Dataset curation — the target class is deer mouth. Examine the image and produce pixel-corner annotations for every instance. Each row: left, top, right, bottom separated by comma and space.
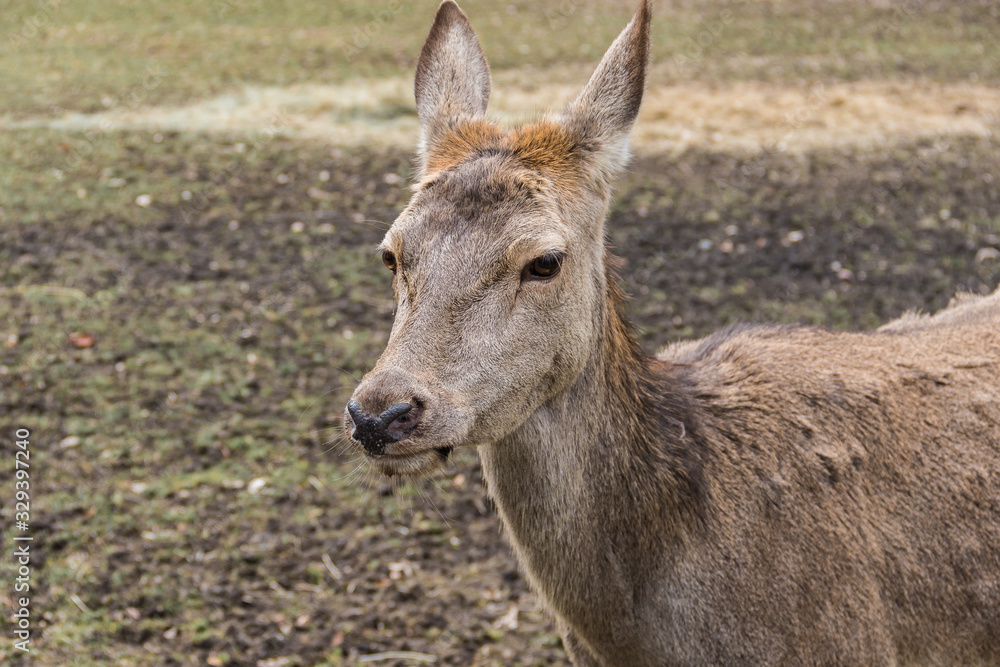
362, 444, 453, 477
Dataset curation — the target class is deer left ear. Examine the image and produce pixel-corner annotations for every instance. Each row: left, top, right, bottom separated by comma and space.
414, 1, 492, 162
562, 0, 650, 183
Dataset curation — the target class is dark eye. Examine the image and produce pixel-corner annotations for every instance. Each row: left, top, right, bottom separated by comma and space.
382, 250, 397, 272
525, 252, 564, 281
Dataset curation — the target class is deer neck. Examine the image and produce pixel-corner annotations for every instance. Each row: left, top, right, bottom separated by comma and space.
478, 270, 700, 622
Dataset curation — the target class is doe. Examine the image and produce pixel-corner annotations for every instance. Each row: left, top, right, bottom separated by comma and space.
345, 1, 1000, 664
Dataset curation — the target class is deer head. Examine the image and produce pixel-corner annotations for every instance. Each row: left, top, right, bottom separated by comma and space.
346, 0, 650, 476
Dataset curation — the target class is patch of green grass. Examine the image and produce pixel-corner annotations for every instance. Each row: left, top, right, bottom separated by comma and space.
3, 0, 998, 118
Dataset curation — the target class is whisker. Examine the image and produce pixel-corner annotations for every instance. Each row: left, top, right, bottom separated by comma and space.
353, 218, 393, 232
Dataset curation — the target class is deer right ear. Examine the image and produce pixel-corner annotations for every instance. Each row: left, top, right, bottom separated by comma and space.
414, 0, 492, 163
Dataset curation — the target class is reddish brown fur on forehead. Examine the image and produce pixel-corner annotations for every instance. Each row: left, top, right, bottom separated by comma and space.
511, 121, 585, 180
422, 120, 504, 177
422, 119, 585, 186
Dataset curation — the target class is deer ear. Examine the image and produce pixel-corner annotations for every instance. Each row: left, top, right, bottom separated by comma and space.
414, 1, 491, 159
562, 0, 650, 182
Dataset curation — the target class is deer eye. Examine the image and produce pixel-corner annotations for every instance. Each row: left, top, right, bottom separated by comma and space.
382, 250, 397, 272
524, 252, 564, 281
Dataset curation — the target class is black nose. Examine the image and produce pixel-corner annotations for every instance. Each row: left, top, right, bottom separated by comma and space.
347, 400, 424, 455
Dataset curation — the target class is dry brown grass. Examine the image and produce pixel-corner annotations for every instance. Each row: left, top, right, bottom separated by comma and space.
9, 75, 998, 155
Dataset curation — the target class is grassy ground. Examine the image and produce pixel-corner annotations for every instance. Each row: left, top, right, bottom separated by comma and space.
3, 0, 999, 118
1, 0, 999, 665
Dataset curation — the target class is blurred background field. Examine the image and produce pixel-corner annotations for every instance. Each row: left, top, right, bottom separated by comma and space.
1, 1, 998, 665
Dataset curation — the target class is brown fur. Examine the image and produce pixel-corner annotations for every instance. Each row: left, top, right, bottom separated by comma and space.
347, 1, 1000, 664
421, 119, 589, 191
